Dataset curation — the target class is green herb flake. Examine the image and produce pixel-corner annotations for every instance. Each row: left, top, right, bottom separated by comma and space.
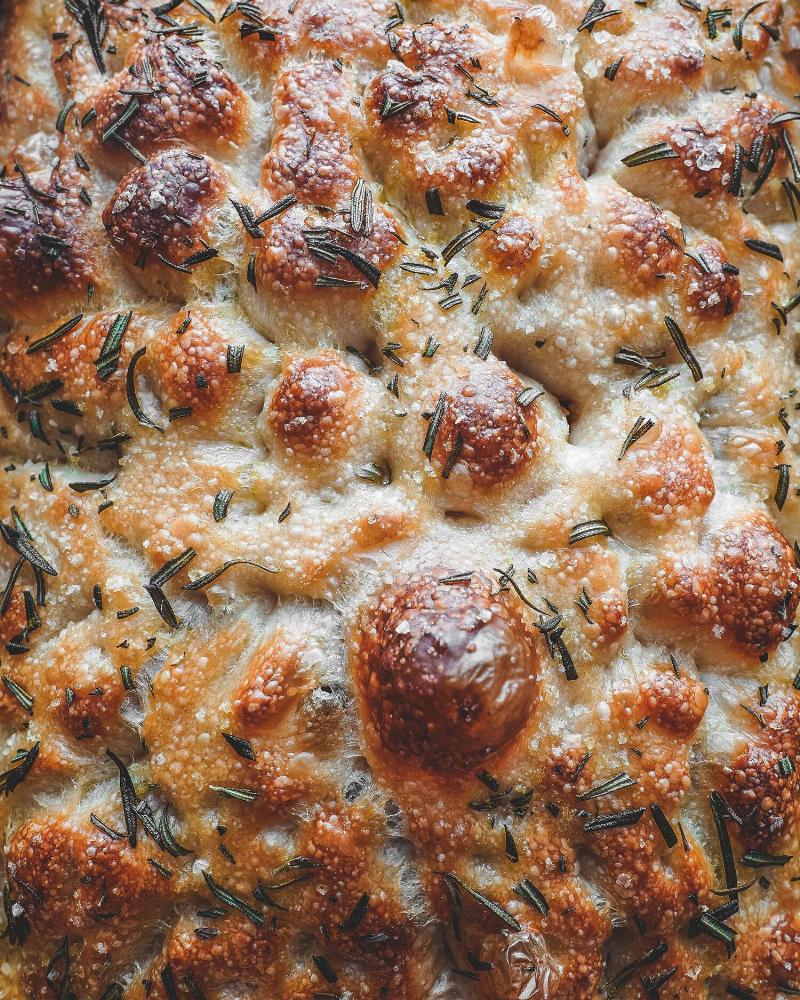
201, 870, 264, 926
185, 559, 277, 591
209, 784, 258, 804
618, 415, 656, 460
126, 347, 163, 432
439, 872, 520, 932
512, 878, 549, 916
568, 520, 610, 545
743, 238, 783, 262
213, 489, 234, 522
584, 807, 645, 832
425, 187, 444, 216
775, 463, 791, 510
222, 731, 256, 761
27, 313, 84, 355
621, 142, 678, 168
650, 802, 679, 848
577, 772, 635, 800
664, 315, 703, 382
95, 311, 132, 381
0, 741, 39, 795
106, 748, 138, 847
423, 392, 447, 458
740, 849, 792, 867
227, 345, 245, 373
339, 892, 369, 932
1, 675, 33, 714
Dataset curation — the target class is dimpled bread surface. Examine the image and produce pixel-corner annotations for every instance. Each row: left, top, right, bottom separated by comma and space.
0, 1, 799, 998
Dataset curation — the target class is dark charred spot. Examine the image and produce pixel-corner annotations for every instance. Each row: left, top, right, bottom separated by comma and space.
0, 162, 93, 320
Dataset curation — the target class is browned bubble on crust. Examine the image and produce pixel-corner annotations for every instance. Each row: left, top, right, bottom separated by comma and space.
638, 669, 709, 738
248, 201, 400, 297
102, 148, 227, 274
586, 819, 710, 931
92, 35, 248, 162
262, 60, 359, 208
363, 21, 518, 198
147, 308, 229, 415
0, 160, 94, 320
268, 352, 361, 458
3, 311, 139, 409
660, 514, 799, 650
721, 692, 800, 847
474, 213, 542, 280
161, 914, 273, 986
620, 421, 715, 524
354, 569, 538, 770
604, 187, 684, 288
660, 97, 789, 198
222, 0, 392, 73
726, 911, 800, 997
6, 814, 171, 937
430, 366, 539, 490
680, 240, 741, 322
234, 629, 302, 727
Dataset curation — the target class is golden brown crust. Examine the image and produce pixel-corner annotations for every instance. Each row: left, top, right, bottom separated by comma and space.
268, 351, 361, 458
721, 692, 800, 848
0, 2, 799, 998
659, 513, 800, 652
429, 366, 538, 489
90, 35, 248, 164
354, 569, 539, 770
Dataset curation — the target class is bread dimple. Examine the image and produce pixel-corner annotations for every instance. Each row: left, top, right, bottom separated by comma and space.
0, 1, 799, 998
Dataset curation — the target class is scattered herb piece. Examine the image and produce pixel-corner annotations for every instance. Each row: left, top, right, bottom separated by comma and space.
569, 520, 610, 545
222, 731, 256, 761
184, 560, 277, 591
512, 878, 549, 916
622, 142, 678, 168
618, 416, 656, 460
201, 870, 264, 926
584, 807, 646, 832
664, 315, 703, 382
105, 749, 138, 847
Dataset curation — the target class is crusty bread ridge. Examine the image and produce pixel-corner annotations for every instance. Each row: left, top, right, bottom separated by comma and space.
0, 1, 799, 997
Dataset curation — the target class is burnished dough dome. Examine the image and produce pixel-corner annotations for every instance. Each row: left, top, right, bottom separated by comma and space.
355, 570, 538, 770
430, 367, 538, 489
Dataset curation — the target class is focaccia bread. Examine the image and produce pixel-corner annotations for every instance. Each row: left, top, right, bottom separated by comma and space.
0, 0, 799, 997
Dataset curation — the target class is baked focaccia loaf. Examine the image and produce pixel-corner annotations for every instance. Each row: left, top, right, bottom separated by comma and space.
0, 0, 799, 996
